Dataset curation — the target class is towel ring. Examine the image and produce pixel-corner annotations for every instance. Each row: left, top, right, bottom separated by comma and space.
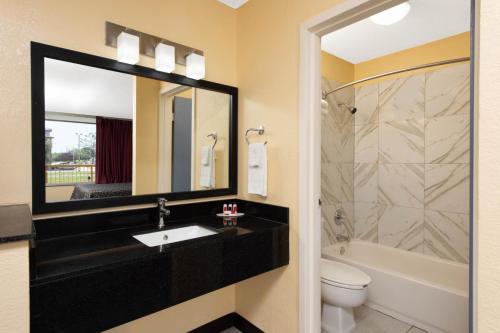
245, 125, 267, 145
207, 133, 217, 149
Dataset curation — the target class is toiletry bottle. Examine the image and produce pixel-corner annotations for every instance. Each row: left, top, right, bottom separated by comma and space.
232, 203, 237, 214
223, 204, 228, 215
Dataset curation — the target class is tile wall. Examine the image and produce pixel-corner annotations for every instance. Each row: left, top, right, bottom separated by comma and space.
321, 63, 470, 264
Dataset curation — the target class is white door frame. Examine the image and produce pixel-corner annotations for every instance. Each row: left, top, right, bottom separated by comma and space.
298, 1, 427, 332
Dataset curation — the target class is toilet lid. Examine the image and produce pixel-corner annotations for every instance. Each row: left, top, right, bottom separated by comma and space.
321, 258, 371, 287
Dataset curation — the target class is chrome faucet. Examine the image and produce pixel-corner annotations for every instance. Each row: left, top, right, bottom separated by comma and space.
158, 198, 170, 229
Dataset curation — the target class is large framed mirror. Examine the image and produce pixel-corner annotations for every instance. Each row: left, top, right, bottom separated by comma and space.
31, 42, 237, 214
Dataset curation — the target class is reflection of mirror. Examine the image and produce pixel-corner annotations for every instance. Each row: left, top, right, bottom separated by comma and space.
32, 43, 237, 213
43, 59, 230, 203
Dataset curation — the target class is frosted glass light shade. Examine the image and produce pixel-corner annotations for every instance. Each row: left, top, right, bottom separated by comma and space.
186, 53, 205, 80
117, 31, 139, 65
370, 2, 410, 26
155, 43, 175, 73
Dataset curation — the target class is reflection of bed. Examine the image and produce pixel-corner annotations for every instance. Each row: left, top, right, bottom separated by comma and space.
70, 183, 132, 200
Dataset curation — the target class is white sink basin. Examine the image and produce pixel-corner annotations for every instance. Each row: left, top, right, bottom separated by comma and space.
133, 225, 217, 247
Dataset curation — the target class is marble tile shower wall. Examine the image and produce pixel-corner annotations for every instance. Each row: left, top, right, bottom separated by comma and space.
321, 63, 470, 264
321, 78, 355, 248
354, 63, 470, 263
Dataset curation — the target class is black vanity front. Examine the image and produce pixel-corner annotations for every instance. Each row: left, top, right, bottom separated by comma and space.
30, 200, 289, 332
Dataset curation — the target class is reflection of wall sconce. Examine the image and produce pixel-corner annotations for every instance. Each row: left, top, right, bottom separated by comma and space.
106, 22, 205, 79
117, 31, 139, 65
155, 43, 175, 73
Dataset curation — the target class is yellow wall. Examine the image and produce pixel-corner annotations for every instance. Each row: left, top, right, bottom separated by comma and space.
321, 51, 354, 83
235, 0, 350, 332
478, 1, 500, 332
134, 76, 160, 195
194, 89, 230, 190
354, 32, 470, 81
0, 0, 237, 332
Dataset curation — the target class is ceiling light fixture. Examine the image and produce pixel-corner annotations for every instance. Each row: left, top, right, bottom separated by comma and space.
186, 53, 205, 80
116, 31, 140, 65
155, 43, 176, 73
370, 2, 411, 26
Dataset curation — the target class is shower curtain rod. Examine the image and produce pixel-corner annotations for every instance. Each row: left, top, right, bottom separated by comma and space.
323, 56, 470, 98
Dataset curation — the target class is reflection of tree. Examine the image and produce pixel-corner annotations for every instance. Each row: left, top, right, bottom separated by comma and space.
51, 132, 96, 164
45, 129, 53, 164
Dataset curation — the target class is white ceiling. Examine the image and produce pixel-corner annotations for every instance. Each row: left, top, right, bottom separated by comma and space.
217, 0, 248, 9
321, 0, 470, 64
44, 58, 134, 119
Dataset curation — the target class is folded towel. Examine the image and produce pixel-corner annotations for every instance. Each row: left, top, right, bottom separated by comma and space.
200, 146, 215, 188
248, 142, 264, 167
248, 143, 267, 197
201, 146, 211, 166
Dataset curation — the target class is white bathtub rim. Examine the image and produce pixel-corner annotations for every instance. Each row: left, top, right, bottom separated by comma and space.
322, 242, 469, 298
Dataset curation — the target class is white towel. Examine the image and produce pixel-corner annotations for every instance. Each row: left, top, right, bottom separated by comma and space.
248, 143, 267, 197
201, 146, 211, 166
248, 142, 263, 167
200, 146, 215, 188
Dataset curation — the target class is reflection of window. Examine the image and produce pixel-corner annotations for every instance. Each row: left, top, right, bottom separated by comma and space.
45, 120, 96, 184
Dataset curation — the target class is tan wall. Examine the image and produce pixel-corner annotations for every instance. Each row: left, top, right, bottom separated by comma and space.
478, 1, 500, 332
45, 185, 75, 202
235, 1, 349, 332
194, 89, 230, 190
321, 51, 354, 83
0, 0, 237, 332
134, 76, 161, 195
354, 32, 471, 82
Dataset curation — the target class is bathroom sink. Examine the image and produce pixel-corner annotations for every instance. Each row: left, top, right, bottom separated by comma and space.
133, 225, 217, 247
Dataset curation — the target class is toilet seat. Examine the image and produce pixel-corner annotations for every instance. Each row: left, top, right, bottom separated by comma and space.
321, 258, 371, 290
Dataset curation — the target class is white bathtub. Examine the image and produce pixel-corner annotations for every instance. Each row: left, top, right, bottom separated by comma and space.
322, 241, 468, 333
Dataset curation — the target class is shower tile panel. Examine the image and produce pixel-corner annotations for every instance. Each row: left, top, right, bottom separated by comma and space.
379, 163, 424, 209
354, 202, 378, 242
321, 205, 337, 248
321, 163, 341, 205
379, 74, 425, 122
354, 163, 378, 203
340, 163, 354, 202
379, 119, 424, 164
425, 114, 470, 164
355, 123, 378, 163
425, 63, 470, 118
378, 205, 424, 253
424, 210, 469, 263
424, 164, 469, 214
355, 84, 378, 125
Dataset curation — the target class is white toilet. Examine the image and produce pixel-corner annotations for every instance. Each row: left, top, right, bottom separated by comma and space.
321, 258, 372, 333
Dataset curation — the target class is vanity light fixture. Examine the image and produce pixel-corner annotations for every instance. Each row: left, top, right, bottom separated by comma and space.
155, 43, 176, 73
370, 2, 411, 26
116, 31, 140, 64
186, 53, 205, 80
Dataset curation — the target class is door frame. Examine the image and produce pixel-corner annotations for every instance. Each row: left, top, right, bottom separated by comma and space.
297, 1, 477, 332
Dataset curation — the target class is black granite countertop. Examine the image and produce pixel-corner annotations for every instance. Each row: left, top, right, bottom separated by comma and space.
0, 204, 35, 243
30, 200, 289, 332
32, 215, 286, 285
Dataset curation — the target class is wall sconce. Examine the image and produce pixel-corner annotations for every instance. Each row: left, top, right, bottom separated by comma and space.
186, 53, 205, 80
155, 43, 175, 73
116, 31, 140, 65
106, 22, 204, 78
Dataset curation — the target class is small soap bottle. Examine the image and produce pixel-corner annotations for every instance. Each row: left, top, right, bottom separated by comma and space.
223, 204, 228, 215
232, 203, 238, 214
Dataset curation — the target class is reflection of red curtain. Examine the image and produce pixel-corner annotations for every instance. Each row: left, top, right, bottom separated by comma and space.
95, 117, 132, 184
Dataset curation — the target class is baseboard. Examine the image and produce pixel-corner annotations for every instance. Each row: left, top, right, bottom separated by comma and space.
189, 312, 264, 333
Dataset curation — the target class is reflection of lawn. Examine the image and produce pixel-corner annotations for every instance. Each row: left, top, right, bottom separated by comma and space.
47, 170, 94, 184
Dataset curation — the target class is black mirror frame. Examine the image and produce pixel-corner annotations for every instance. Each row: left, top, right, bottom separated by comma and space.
31, 42, 238, 214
